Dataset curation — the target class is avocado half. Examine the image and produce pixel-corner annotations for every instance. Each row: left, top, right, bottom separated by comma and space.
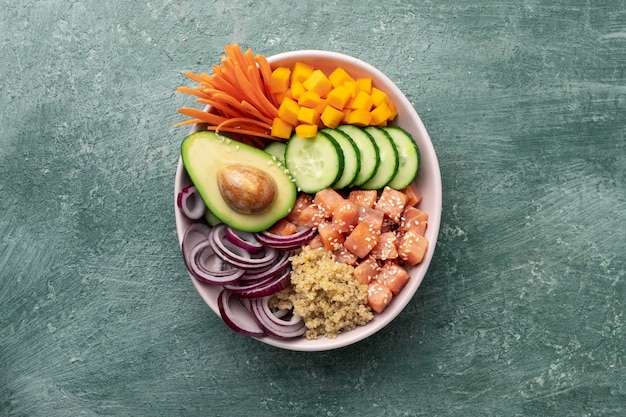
181, 131, 296, 232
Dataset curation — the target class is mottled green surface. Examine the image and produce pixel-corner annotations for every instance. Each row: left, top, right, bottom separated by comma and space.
1, 1, 624, 416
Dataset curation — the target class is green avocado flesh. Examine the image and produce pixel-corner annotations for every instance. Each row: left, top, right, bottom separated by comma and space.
181, 131, 297, 232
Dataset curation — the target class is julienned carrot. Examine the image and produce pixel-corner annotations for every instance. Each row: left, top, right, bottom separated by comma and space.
177, 44, 282, 148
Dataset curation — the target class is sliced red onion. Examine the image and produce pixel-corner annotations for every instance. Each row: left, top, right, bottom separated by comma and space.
250, 296, 306, 339
225, 227, 264, 254
177, 185, 206, 220
182, 224, 243, 285
254, 228, 317, 250
211, 224, 278, 268
223, 267, 291, 299
239, 250, 293, 283
217, 289, 265, 337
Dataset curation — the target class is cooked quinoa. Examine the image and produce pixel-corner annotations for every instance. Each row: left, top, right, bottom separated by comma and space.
270, 246, 373, 339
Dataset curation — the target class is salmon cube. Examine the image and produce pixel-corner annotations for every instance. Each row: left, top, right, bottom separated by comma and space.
367, 281, 393, 313
331, 200, 359, 234
286, 193, 313, 224
297, 204, 327, 228
313, 188, 345, 217
397, 230, 429, 266
344, 222, 379, 258
370, 231, 398, 260
267, 218, 298, 236
348, 189, 378, 208
357, 206, 384, 232
377, 261, 409, 295
307, 234, 324, 249
353, 256, 381, 285
333, 245, 359, 265
399, 206, 428, 236
375, 186, 409, 223
401, 183, 423, 207
317, 221, 345, 251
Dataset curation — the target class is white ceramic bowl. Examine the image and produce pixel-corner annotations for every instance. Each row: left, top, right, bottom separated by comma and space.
174, 50, 442, 351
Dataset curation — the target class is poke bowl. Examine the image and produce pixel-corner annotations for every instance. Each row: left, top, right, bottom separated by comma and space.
174, 48, 442, 351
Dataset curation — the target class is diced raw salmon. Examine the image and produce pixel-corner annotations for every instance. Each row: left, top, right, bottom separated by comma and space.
297, 204, 326, 228
344, 222, 379, 258
353, 256, 381, 285
370, 231, 398, 260
375, 186, 409, 223
397, 230, 429, 266
267, 218, 298, 236
286, 193, 313, 224
348, 189, 378, 208
367, 281, 393, 313
313, 188, 345, 217
331, 200, 359, 234
333, 245, 358, 265
377, 261, 409, 295
306, 234, 324, 249
399, 206, 429, 236
357, 206, 384, 232
317, 221, 345, 251
401, 183, 423, 207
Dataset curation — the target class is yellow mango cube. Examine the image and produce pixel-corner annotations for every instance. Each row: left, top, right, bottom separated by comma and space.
277, 97, 301, 126
303, 69, 333, 97
356, 77, 372, 94
370, 102, 392, 125
298, 91, 322, 108
295, 123, 318, 138
326, 85, 352, 110
347, 90, 373, 111
271, 117, 293, 139
289, 80, 306, 100
370, 87, 389, 107
328, 67, 355, 87
320, 105, 345, 128
298, 106, 320, 125
291, 62, 314, 84
346, 109, 371, 126
270, 67, 291, 93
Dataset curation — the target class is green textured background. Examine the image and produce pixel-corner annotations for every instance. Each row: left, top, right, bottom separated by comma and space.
1, 1, 624, 416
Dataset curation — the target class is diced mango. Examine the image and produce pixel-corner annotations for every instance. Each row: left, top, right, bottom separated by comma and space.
270, 67, 291, 93
290, 80, 306, 100
295, 123, 318, 138
343, 81, 359, 98
328, 67, 355, 87
326, 85, 352, 110
277, 97, 300, 126
370, 102, 392, 125
347, 90, 373, 111
297, 106, 320, 125
271, 117, 293, 139
303, 69, 333, 97
320, 105, 345, 129
345, 108, 371, 126
298, 91, 322, 108
291, 62, 314, 84
370, 87, 388, 107
356, 77, 372, 94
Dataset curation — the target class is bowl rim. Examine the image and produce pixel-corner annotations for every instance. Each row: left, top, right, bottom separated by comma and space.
174, 49, 442, 351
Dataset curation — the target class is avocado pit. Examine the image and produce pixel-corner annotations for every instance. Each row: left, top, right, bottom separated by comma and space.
217, 164, 277, 214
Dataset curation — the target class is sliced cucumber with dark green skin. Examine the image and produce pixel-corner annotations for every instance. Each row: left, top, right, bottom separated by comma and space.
336, 124, 379, 186
320, 128, 360, 190
263, 141, 287, 165
383, 127, 420, 190
285, 132, 344, 194
361, 127, 399, 190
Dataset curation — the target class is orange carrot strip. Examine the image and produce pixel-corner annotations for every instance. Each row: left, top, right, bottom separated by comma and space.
205, 125, 275, 140
185, 71, 212, 88
255, 54, 279, 107
177, 86, 210, 99
246, 64, 278, 118
178, 107, 227, 125
241, 100, 274, 125
195, 98, 243, 120
174, 118, 204, 127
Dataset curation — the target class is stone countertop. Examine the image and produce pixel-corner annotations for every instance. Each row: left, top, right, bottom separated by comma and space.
1, 1, 624, 416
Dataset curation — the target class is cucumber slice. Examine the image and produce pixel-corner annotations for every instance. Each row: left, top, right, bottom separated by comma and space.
336, 125, 379, 186
320, 128, 360, 189
384, 127, 420, 190
263, 141, 287, 165
285, 133, 344, 194
361, 127, 399, 190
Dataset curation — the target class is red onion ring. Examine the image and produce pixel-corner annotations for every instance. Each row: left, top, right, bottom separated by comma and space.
250, 296, 306, 339
223, 266, 291, 299
211, 224, 278, 268
254, 228, 317, 250
239, 250, 293, 283
177, 185, 206, 220
217, 289, 265, 337
225, 227, 264, 254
